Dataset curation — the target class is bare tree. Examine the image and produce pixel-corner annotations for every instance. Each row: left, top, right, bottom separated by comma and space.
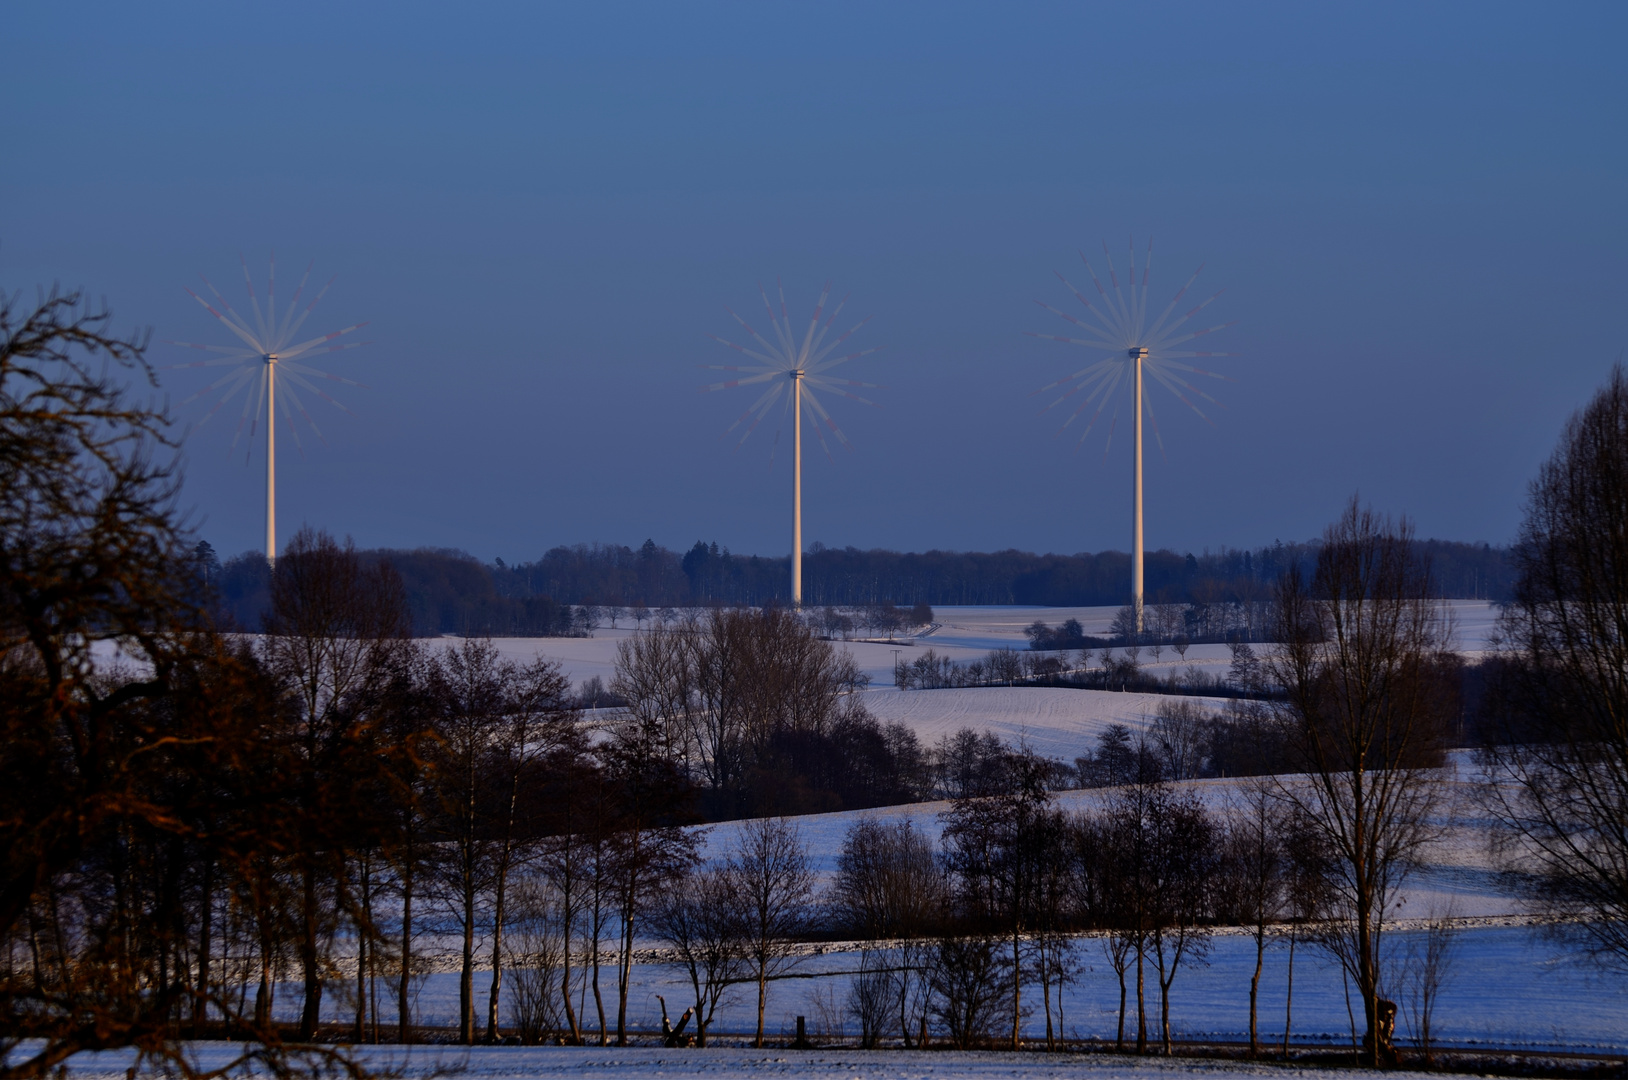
1151, 699, 1209, 781
833, 817, 944, 938
1142, 784, 1217, 1054
599, 705, 701, 1045
1266, 499, 1455, 1067
1218, 782, 1289, 1057
1483, 365, 1628, 970
832, 817, 946, 1046
482, 655, 581, 1041
262, 527, 414, 1040
426, 638, 507, 1044
939, 747, 1065, 1049
535, 755, 609, 1044
648, 862, 749, 1046
727, 817, 817, 1047
611, 616, 703, 781
929, 933, 1008, 1049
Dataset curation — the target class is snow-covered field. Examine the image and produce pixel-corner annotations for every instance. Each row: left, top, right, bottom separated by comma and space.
693, 760, 1516, 920
268, 921, 1623, 1055
46, 1044, 1509, 1080
862, 687, 1228, 762
464, 601, 1503, 766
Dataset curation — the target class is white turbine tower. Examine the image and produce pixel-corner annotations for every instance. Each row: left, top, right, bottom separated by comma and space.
1025, 238, 1235, 632
167, 255, 370, 565
702, 279, 881, 606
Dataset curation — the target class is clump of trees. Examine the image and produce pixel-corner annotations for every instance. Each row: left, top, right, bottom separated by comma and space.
609, 608, 930, 818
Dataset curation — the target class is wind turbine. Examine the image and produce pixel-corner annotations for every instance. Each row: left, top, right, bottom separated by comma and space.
166, 254, 370, 565
1025, 238, 1235, 632
702, 279, 881, 606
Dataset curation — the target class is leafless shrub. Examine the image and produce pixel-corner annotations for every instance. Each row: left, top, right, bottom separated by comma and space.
1396, 903, 1461, 1063
846, 951, 894, 1048
506, 877, 572, 1044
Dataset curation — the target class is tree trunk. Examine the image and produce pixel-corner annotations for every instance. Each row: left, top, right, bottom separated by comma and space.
755, 965, 767, 1048
353, 927, 367, 1042
1249, 925, 1264, 1057
1042, 944, 1054, 1051
561, 870, 581, 1044
398, 846, 414, 1044
486, 854, 511, 1042
354, 857, 371, 1043
192, 857, 214, 1038
899, 970, 914, 1048
591, 919, 607, 1045
1160, 976, 1172, 1054
1357, 871, 1380, 1068
1135, 944, 1146, 1054
299, 865, 322, 1040
460, 879, 476, 1044
1011, 928, 1021, 1049
616, 888, 636, 1046
1116, 962, 1126, 1051
1282, 928, 1296, 1058
255, 912, 274, 1031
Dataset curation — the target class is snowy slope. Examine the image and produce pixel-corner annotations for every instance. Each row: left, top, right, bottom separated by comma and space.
861, 686, 1223, 761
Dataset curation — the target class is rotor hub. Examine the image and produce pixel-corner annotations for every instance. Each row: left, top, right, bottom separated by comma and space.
1128, 347, 1149, 360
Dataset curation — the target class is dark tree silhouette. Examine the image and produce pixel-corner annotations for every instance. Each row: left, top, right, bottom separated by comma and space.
1485, 365, 1628, 970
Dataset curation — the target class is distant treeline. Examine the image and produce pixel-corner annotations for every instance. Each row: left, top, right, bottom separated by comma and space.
205, 536, 1514, 637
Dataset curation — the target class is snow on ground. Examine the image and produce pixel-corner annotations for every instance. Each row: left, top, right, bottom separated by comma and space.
464, 599, 1500, 702
862, 686, 1223, 764
690, 756, 1520, 921
48, 1044, 1498, 1080
252, 922, 1625, 1055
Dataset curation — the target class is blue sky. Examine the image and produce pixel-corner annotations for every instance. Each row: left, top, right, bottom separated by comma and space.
5, 2, 1624, 562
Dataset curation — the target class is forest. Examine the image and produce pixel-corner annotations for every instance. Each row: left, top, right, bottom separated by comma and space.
203, 536, 1514, 637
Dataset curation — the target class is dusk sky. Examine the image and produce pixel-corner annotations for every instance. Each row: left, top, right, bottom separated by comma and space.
6, 2, 1625, 564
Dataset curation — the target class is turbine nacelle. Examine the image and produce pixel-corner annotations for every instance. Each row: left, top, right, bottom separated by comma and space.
1128, 346, 1150, 360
